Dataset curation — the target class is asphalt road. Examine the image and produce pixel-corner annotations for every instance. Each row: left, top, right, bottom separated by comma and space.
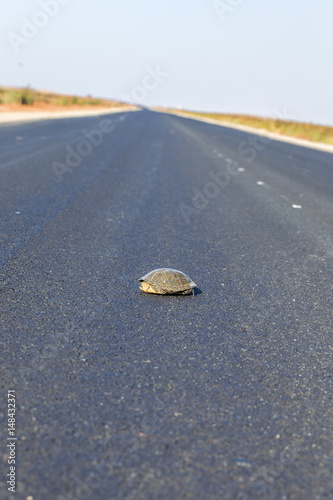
1, 109, 333, 500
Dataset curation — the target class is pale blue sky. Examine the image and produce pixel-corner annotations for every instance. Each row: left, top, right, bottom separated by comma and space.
1, 0, 333, 124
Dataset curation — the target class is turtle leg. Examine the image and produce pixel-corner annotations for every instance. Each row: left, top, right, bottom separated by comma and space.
140, 282, 166, 294
140, 282, 155, 293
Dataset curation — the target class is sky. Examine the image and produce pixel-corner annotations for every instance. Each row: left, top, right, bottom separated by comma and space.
1, 0, 333, 125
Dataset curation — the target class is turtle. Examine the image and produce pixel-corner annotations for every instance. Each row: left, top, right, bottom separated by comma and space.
139, 268, 197, 295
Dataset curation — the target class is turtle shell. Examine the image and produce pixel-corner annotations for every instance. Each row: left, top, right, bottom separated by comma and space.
139, 268, 196, 294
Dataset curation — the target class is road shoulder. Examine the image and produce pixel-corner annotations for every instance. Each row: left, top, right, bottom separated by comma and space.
0, 106, 139, 125
159, 109, 333, 154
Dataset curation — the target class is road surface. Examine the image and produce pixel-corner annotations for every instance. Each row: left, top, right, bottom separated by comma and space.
1, 110, 333, 500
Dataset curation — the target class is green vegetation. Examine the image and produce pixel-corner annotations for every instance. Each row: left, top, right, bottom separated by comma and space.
0, 86, 121, 108
170, 110, 333, 146
0, 86, 35, 105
